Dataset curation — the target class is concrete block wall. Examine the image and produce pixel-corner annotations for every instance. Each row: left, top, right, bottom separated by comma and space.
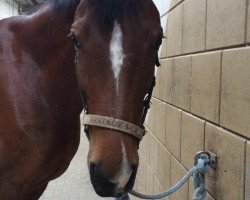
0, 0, 18, 19
133, 0, 250, 200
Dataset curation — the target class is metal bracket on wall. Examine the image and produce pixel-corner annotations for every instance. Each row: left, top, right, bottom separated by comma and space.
208, 151, 218, 170
115, 151, 219, 200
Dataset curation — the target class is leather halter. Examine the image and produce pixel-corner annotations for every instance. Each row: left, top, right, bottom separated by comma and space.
74, 54, 158, 141
79, 77, 155, 141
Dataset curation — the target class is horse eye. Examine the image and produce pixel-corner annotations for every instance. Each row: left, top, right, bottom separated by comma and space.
68, 32, 82, 49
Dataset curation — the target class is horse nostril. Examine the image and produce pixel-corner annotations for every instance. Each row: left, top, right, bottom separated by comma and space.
89, 162, 100, 175
90, 162, 95, 172
130, 163, 138, 177
123, 164, 138, 192
131, 164, 138, 172
89, 161, 117, 197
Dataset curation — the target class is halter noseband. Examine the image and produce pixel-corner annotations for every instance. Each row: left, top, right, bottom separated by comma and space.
82, 114, 145, 140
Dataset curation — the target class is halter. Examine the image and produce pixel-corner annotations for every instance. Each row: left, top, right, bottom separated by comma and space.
74, 52, 158, 141
79, 77, 155, 141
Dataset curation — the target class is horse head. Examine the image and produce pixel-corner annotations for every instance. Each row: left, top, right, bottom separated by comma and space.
70, 0, 162, 197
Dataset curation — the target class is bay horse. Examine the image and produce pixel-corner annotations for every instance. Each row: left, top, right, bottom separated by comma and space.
0, 0, 162, 199
71, 0, 162, 197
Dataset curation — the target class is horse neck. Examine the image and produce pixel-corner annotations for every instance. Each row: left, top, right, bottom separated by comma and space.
15, 3, 83, 115
19, 4, 78, 64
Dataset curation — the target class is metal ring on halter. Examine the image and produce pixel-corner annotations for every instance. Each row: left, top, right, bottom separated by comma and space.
82, 114, 146, 140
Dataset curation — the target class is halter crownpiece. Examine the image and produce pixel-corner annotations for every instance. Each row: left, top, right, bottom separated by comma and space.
82, 114, 145, 140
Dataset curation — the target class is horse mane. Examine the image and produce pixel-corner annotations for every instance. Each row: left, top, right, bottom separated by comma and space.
86, 0, 141, 27
51, 0, 80, 12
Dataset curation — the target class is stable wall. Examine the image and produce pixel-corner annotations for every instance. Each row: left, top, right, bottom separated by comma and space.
133, 0, 250, 200
0, 0, 18, 19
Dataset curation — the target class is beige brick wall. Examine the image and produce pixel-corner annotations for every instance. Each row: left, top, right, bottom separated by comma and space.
134, 0, 250, 200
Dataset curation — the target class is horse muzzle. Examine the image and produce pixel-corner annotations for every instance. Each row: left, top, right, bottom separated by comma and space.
89, 162, 137, 197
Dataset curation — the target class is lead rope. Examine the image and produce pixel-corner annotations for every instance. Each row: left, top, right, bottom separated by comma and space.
115, 151, 213, 200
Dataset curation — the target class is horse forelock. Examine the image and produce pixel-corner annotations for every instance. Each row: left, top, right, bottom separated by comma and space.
86, 0, 141, 27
